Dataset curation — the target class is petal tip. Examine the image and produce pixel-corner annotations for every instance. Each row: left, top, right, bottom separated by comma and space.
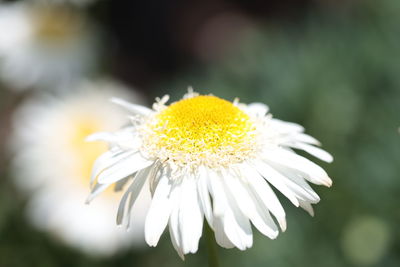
279, 218, 287, 232
85, 196, 93, 204
324, 177, 333, 187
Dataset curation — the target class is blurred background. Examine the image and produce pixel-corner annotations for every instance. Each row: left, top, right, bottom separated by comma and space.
0, 0, 399, 266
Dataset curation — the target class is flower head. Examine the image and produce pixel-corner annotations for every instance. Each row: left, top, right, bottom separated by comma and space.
88, 90, 333, 258
0, 2, 97, 90
10, 80, 149, 256
31, 0, 97, 8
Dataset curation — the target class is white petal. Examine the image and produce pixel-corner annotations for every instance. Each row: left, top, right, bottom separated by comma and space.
262, 148, 332, 187
222, 169, 255, 219
291, 143, 333, 163
270, 119, 304, 132
116, 166, 151, 225
148, 160, 163, 194
111, 97, 153, 116
208, 171, 252, 250
169, 213, 185, 259
197, 166, 213, 228
247, 103, 269, 117
203, 172, 233, 249
224, 168, 278, 239
299, 200, 315, 216
179, 176, 203, 254
116, 185, 132, 224
213, 217, 235, 249
292, 133, 320, 145
169, 181, 185, 259
127, 164, 160, 228
97, 152, 153, 184
222, 191, 253, 250
252, 160, 300, 207
270, 163, 320, 203
241, 164, 287, 231
90, 149, 135, 186
244, 182, 279, 239
86, 183, 111, 203
86, 126, 142, 151
114, 177, 132, 192
145, 174, 172, 247
86, 131, 115, 142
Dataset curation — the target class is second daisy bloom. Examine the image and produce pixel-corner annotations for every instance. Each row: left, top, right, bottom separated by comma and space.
0, 2, 98, 90
10, 80, 149, 256
88, 90, 333, 258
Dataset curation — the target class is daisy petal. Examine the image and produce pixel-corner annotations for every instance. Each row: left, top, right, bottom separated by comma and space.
241, 164, 287, 231
114, 177, 132, 192
291, 142, 333, 163
262, 148, 332, 187
270, 163, 320, 203
86, 132, 115, 142
169, 212, 185, 259
244, 183, 279, 239
179, 176, 203, 254
225, 168, 279, 239
86, 183, 111, 203
222, 169, 255, 219
299, 200, 315, 216
197, 166, 213, 228
252, 160, 300, 207
222, 191, 253, 250
145, 173, 172, 247
247, 103, 269, 117
126, 165, 159, 228
116, 185, 132, 225
116, 166, 151, 225
213, 217, 235, 249
292, 133, 321, 145
270, 119, 304, 132
169, 181, 185, 259
90, 149, 136, 186
111, 97, 153, 116
208, 171, 252, 250
97, 152, 153, 184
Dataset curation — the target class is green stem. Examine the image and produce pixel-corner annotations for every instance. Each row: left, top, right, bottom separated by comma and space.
205, 223, 220, 267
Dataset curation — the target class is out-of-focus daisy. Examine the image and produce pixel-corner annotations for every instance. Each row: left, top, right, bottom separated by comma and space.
10, 80, 149, 256
30, 0, 97, 8
0, 2, 97, 90
88, 90, 333, 258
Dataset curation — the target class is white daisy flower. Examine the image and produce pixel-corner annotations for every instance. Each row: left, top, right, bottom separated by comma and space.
30, 0, 97, 8
0, 2, 97, 90
88, 90, 333, 259
10, 80, 149, 256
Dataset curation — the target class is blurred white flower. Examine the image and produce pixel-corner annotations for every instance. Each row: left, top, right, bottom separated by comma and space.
88, 90, 333, 259
342, 215, 390, 266
0, 2, 98, 91
10, 80, 149, 256
30, 0, 97, 8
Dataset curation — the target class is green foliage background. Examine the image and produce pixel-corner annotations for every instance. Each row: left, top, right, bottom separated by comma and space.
0, 0, 399, 266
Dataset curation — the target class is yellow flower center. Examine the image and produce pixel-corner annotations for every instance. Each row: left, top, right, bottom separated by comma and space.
70, 119, 108, 182
69, 117, 118, 197
143, 95, 257, 168
32, 6, 83, 44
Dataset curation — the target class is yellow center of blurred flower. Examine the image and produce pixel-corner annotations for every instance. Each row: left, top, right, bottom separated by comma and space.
32, 6, 83, 44
143, 95, 257, 168
70, 119, 108, 184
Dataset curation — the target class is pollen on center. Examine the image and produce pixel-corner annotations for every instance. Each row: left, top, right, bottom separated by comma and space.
151, 95, 256, 160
